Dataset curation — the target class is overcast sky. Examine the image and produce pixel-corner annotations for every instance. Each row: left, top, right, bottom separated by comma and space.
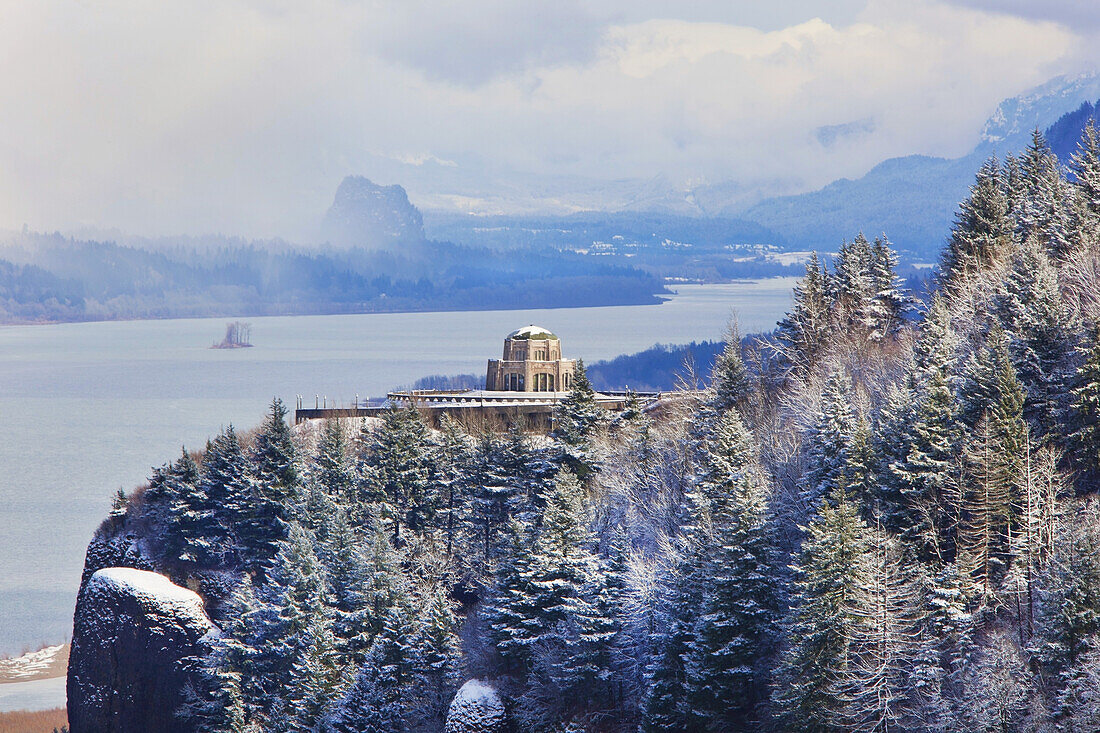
0, 0, 1098, 238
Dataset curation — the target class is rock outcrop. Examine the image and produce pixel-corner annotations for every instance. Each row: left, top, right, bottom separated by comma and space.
444, 679, 506, 733
67, 567, 216, 733
322, 175, 426, 249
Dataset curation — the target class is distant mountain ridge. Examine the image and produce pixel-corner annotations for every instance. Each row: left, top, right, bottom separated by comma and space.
733, 73, 1100, 260
407, 73, 1100, 262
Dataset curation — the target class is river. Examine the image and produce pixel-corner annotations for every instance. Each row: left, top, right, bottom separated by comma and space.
0, 279, 796, 659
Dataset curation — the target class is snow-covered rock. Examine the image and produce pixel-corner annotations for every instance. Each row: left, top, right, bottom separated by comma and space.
67, 568, 216, 733
0, 643, 69, 682
444, 679, 506, 733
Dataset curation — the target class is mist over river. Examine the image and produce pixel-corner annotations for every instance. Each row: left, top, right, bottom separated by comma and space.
0, 279, 794, 655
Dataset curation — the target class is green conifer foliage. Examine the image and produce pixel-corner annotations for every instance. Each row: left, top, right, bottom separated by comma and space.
245, 399, 303, 571
776, 252, 830, 372
362, 406, 436, 541
994, 236, 1078, 428
710, 325, 752, 413
1017, 129, 1075, 258
555, 359, 605, 450
774, 490, 872, 732
685, 409, 776, 728
939, 157, 1013, 287
312, 419, 355, 505
802, 370, 855, 510
1070, 326, 1100, 484
891, 363, 961, 567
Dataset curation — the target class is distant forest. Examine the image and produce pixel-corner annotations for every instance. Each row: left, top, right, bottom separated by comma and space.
0, 234, 667, 324
408, 341, 726, 394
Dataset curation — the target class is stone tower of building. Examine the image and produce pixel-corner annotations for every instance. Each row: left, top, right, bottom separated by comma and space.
485, 325, 577, 392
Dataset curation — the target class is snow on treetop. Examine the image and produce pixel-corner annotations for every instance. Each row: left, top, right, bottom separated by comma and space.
454, 679, 499, 705
507, 324, 556, 340
87, 568, 210, 626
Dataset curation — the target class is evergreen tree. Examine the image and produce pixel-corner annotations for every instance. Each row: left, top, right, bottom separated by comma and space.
157, 447, 215, 568
874, 383, 917, 527
362, 406, 436, 542
891, 364, 961, 567
994, 236, 1078, 429
1070, 325, 1100, 486
434, 415, 469, 557
198, 426, 252, 562
1017, 128, 1075, 258
1072, 117, 1100, 239
957, 336, 1027, 600
188, 576, 262, 731
484, 518, 539, 672
555, 359, 605, 450
467, 432, 523, 563
559, 529, 629, 717
244, 399, 302, 571
774, 490, 872, 732
939, 156, 1012, 287
912, 293, 957, 379
409, 583, 462, 730
844, 416, 877, 515
312, 419, 355, 505
1037, 503, 1100, 685
831, 233, 875, 329
235, 522, 334, 721
685, 409, 776, 729
776, 251, 831, 372
283, 611, 341, 732
642, 556, 704, 732
710, 324, 752, 413
319, 508, 374, 665
867, 235, 909, 340
362, 516, 410, 640
801, 370, 855, 510
324, 604, 418, 733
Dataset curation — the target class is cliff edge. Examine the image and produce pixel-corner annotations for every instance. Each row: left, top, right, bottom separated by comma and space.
67, 568, 216, 733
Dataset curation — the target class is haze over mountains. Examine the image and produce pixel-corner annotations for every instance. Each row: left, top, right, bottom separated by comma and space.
2, 72, 1099, 325
418, 73, 1100, 260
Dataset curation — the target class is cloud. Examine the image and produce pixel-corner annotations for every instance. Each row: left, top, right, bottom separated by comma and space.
374, 151, 458, 167
816, 118, 877, 148
0, 0, 1092, 237
940, 0, 1100, 29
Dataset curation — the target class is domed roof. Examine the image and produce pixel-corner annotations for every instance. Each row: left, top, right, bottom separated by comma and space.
507, 324, 557, 340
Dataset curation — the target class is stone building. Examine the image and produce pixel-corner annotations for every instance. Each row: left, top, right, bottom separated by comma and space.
485, 325, 577, 392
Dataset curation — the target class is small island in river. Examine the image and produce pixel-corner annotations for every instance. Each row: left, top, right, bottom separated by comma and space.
210, 321, 253, 349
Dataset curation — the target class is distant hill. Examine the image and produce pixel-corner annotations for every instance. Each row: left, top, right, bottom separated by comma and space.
738, 153, 984, 260
1046, 100, 1100, 164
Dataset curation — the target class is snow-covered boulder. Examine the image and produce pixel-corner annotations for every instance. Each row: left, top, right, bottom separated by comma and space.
67, 568, 216, 733
444, 679, 506, 733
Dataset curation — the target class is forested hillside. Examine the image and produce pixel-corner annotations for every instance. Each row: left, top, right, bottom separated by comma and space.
72, 121, 1100, 732
0, 233, 666, 323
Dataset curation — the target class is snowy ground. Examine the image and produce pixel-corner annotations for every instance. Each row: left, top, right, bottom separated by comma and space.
0, 676, 66, 712
0, 644, 68, 682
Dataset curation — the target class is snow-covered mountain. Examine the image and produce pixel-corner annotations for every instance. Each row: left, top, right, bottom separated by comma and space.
734, 73, 1100, 259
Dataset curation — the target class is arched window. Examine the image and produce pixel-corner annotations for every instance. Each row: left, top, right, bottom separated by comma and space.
548, 375, 555, 391
518, 375, 525, 391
